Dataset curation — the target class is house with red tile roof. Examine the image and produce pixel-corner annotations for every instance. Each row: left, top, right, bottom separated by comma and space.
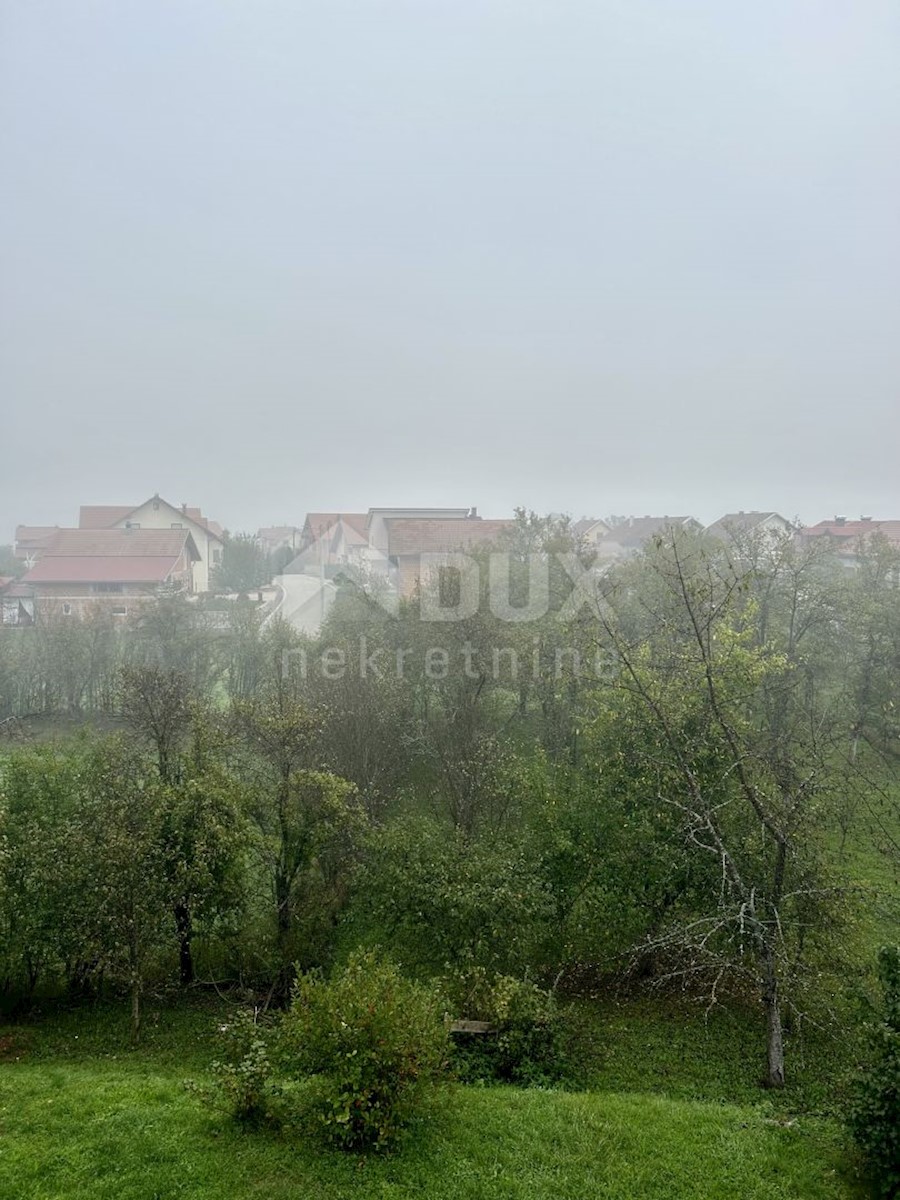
17, 528, 200, 618
288, 514, 370, 576
298, 513, 369, 551
372, 512, 513, 598
282, 507, 514, 607
77, 495, 223, 592
799, 517, 900, 568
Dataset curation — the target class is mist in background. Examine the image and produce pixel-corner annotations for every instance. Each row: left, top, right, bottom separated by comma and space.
2, 1, 898, 538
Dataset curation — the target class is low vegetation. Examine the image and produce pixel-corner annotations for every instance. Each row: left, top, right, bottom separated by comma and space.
0, 518, 898, 1195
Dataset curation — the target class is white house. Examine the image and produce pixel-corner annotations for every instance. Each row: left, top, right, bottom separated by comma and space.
705, 512, 795, 554
79, 495, 224, 593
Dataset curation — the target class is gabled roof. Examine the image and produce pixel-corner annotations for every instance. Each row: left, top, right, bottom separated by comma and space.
20, 528, 199, 586
573, 518, 610, 538
802, 519, 900, 543
79, 506, 134, 529
22, 557, 187, 584
15, 525, 61, 549
384, 518, 513, 557
79, 497, 225, 542
42, 528, 200, 560
302, 513, 369, 546
705, 512, 792, 539
607, 516, 699, 548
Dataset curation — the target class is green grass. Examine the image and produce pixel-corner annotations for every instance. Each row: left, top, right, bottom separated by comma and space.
582, 994, 852, 1114
0, 1062, 862, 1200
0, 999, 866, 1200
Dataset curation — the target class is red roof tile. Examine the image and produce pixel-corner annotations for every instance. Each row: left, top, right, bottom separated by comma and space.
78, 506, 135, 529
15, 525, 61, 545
385, 518, 513, 556
304, 513, 368, 542
22, 556, 183, 584
78, 498, 225, 542
42, 528, 199, 559
802, 519, 900, 541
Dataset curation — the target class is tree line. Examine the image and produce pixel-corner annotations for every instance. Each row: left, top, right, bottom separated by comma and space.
0, 515, 897, 1086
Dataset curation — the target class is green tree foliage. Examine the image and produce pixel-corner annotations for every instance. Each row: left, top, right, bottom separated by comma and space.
233, 690, 365, 987
276, 951, 450, 1149
361, 815, 554, 975
212, 533, 273, 594
589, 532, 850, 1086
850, 946, 900, 1197
0, 545, 24, 578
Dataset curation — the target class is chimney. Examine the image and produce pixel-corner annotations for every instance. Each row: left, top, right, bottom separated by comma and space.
834, 516, 847, 525
469, 506, 478, 519
181, 502, 188, 515
860, 515, 872, 522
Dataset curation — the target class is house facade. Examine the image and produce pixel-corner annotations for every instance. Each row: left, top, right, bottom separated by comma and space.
78, 495, 224, 592
799, 517, 900, 570
18, 528, 200, 618
593, 515, 702, 561
705, 512, 795, 553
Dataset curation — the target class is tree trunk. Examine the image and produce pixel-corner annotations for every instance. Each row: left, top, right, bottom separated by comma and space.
174, 900, 194, 986
131, 972, 142, 1045
762, 953, 785, 1088
274, 867, 293, 1005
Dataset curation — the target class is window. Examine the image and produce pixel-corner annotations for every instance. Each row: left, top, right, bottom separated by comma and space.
112, 605, 127, 617
92, 582, 124, 594
62, 603, 72, 615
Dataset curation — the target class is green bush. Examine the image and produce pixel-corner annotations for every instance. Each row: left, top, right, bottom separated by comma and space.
447, 967, 570, 1087
210, 1007, 275, 1121
849, 945, 900, 1198
359, 816, 555, 975
277, 950, 450, 1150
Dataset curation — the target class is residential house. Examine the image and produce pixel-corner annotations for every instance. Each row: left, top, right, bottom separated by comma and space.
287, 513, 370, 575
275, 507, 513, 627
286, 509, 509, 596
18, 528, 200, 618
572, 518, 612, 548
78, 495, 224, 592
705, 511, 795, 553
799, 517, 900, 570
594, 515, 702, 561
373, 513, 513, 597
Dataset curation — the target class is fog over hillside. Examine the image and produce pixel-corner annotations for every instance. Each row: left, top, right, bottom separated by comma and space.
2, 2, 898, 536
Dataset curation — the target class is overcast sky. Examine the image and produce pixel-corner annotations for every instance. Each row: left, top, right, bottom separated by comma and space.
2, 1, 898, 540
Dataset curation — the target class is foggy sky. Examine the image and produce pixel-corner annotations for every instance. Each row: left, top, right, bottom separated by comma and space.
2, 1, 899, 541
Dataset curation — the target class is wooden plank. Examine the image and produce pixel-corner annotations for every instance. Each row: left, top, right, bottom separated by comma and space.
449, 1019, 496, 1035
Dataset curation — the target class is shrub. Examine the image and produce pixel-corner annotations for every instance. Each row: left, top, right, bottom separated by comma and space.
360, 817, 555, 975
211, 1007, 275, 1121
849, 945, 900, 1198
277, 950, 450, 1150
447, 967, 569, 1086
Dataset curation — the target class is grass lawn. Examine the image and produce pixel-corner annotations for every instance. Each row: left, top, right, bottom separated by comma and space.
0, 1000, 866, 1200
